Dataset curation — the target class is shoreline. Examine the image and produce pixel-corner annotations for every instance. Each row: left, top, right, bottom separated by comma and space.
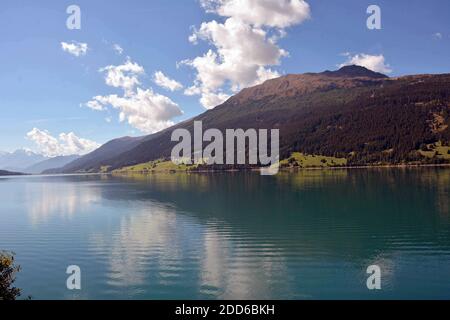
278, 163, 450, 171
2, 163, 449, 179
111, 163, 450, 175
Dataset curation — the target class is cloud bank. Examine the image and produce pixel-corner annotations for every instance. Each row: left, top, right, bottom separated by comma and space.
86, 59, 183, 133
27, 128, 100, 157
183, 0, 311, 109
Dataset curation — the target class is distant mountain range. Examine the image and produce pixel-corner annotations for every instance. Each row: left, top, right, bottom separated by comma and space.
44, 136, 145, 174
24, 155, 81, 174
0, 149, 48, 172
0, 150, 80, 174
48, 65, 450, 173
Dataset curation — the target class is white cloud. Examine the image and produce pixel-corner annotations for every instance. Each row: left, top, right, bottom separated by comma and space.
182, 18, 285, 108
86, 59, 183, 133
339, 53, 392, 74
61, 41, 88, 57
88, 88, 183, 133
113, 43, 124, 55
100, 59, 145, 95
85, 100, 105, 111
183, 0, 310, 109
153, 71, 183, 91
27, 128, 100, 157
201, 0, 311, 28
200, 91, 231, 110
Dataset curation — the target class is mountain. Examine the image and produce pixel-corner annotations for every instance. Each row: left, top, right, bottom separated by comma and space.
24, 155, 80, 174
58, 66, 450, 173
45, 136, 145, 173
320, 65, 389, 79
0, 149, 48, 172
0, 170, 25, 176
228, 65, 389, 106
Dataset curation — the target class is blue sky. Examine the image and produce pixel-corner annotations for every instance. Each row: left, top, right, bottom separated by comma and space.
1, 0, 449, 155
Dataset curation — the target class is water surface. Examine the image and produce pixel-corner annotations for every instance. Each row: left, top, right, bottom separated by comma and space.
1, 169, 449, 299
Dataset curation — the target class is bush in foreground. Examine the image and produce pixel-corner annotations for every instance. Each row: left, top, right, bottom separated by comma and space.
0, 251, 21, 300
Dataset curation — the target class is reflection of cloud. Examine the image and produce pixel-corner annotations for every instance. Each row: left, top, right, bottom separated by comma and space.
26, 181, 100, 225
89, 199, 288, 298
89, 203, 199, 288
200, 228, 287, 299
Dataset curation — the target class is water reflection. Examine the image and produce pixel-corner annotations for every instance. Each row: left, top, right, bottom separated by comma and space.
87, 197, 289, 299
199, 227, 289, 299
25, 178, 101, 225
2, 168, 449, 299
418, 169, 450, 217
89, 203, 192, 288
103, 168, 450, 298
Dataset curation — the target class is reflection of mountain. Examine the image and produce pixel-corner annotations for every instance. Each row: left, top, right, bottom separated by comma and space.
92, 169, 450, 298
56, 66, 450, 173
9, 170, 450, 299
105, 169, 450, 259
418, 170, 450, 217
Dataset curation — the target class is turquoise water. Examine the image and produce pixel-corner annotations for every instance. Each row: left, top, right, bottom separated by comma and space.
1, 169, 449, 299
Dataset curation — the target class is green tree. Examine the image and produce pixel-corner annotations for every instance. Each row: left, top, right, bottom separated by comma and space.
0, 251, 21, 300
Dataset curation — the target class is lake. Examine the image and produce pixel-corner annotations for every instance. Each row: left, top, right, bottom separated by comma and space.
1, 168, 449, 299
